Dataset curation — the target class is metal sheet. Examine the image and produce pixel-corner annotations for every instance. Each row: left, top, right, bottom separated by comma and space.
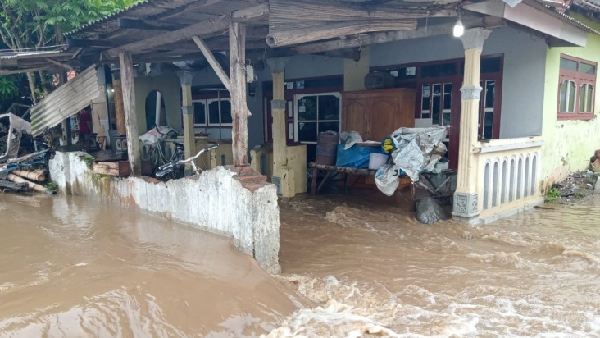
30, 65, 101, 136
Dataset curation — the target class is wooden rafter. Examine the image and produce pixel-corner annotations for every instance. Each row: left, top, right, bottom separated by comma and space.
105, 4, 269, 58
192, 36, 231, 91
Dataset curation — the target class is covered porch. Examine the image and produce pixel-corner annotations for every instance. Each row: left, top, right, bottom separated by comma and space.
52, 0, 598, 223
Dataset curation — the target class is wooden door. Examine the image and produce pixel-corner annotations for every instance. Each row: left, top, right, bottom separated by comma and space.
368, 96, 397, 141
342, 94, 369, 138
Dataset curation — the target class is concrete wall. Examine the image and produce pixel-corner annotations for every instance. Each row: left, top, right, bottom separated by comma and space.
49, 152, 281, 274
134, 73, 182, 133
540, 15, 600, 187
369, 25, 547, 139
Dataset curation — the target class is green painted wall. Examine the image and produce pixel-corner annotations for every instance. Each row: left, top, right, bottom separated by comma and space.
541, 17, 600, 188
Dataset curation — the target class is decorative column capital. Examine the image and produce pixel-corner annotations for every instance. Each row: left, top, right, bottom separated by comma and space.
176, 71, 197, 86
460, 28, 491, 50
271, 99, 286, 111
460, 85, 483, 100
266, 57, 289, 73
181, 105, 193, 115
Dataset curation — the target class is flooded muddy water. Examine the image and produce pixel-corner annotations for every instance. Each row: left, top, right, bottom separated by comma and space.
0, 194, 302, 337
2, 191, 600, 337
274, 193, 600, 337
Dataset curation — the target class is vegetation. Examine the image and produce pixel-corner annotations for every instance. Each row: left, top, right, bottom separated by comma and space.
0, 0, 140, 106
44, 181, 59, 192
544, 187, 561, 202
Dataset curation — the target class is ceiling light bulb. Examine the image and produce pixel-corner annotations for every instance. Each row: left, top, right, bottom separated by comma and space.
453, 19, 464, 38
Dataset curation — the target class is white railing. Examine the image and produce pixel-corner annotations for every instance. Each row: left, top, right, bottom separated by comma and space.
475, 137, 544, 217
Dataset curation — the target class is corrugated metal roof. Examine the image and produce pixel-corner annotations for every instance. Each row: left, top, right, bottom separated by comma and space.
544, 4, 600, 33
30, 65, 101, 136
573, 0, 600, 12
0, 50, 66, 60
66, 0, 155, 36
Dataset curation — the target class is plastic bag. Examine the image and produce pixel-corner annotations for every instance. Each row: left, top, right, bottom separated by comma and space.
340, 130, 363, 150
375, 164, 399, 196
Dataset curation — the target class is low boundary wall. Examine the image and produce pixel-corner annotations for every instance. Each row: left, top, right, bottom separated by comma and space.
49, 151, 281, 274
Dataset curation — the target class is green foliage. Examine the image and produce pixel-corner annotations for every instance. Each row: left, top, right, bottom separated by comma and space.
44, 181, 59, 192
545, 187, 561, 202
0, 0, 140, 103
0, 77, 18, 97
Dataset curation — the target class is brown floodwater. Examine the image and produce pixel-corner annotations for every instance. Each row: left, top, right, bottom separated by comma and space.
2, 190, 600, 338
272, 192, 600, 337
0, 194, 303, 337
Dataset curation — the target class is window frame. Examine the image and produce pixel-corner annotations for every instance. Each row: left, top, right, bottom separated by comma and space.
191, 99, 207, 127
190, 97, 232, 127
293, 92, 342, 144
206, 97, 233, 127
557, 54, 596, 121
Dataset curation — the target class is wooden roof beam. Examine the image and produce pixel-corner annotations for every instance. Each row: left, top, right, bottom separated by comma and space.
117, 18, 186, 31
192, 36, 231, 91
44, 58, 74, 71
105, 4, 269, 58
291, 17, 499, 54
266, 20, 417, 48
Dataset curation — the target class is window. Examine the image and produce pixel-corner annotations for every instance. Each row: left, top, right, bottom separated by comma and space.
294, 93, 341, 144
420, 82, 452, 128
191, 98, 232, 126
558, 54, 596, 120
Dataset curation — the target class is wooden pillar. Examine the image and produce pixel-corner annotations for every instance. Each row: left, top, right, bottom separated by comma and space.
229, 21, 249, 167
113, 79, 127, 135
452, 28, 490, 221
177, 71, 197, 162
119, 52, 141, 176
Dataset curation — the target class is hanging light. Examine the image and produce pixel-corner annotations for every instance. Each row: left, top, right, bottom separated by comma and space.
453, 7, 464, 38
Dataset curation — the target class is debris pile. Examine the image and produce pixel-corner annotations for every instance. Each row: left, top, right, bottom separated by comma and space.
590, 149, 600, 172
0, 113, 55, 194
549, 171, 598, 204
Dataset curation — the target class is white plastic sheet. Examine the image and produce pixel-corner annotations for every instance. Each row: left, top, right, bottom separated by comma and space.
340, 130, 363, 150
374, 126, 448, 196
139, 126, 176, 146
374, 164, 399, 196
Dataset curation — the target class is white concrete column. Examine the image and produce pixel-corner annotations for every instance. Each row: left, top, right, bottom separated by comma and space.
266, 57, 294, 196
452, 28, 490, 221
177, 71, 197, 162
266, 58, 288, 170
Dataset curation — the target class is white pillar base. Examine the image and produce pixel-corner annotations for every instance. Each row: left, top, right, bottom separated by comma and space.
452, 192, 479, 219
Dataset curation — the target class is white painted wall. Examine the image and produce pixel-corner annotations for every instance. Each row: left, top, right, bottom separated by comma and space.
49, 152, 281, 274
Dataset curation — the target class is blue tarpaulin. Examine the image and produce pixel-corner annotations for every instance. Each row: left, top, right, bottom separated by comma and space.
335, 144, 384, 168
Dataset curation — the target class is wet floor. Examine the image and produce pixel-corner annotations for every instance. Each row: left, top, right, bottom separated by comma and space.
2, 191, 600, 337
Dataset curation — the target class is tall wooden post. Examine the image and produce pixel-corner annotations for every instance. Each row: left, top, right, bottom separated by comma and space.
177, 71, 197, 162
229, 21, 249, 167
113, 79, 127, 135
119, 52, 141, 176
452, 28, 490, 222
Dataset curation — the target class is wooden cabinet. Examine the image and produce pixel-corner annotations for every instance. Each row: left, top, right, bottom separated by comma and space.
342, 88, 415, 141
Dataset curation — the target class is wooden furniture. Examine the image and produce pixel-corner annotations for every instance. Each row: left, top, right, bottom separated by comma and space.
310, 162, 376, 194
342, 88, 416, 142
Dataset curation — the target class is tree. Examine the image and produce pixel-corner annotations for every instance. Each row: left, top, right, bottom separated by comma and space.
0, 0, 139, 103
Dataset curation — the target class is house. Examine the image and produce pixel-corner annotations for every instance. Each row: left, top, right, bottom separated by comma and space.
8, 0, 600, 270
540, 1, 600, 187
